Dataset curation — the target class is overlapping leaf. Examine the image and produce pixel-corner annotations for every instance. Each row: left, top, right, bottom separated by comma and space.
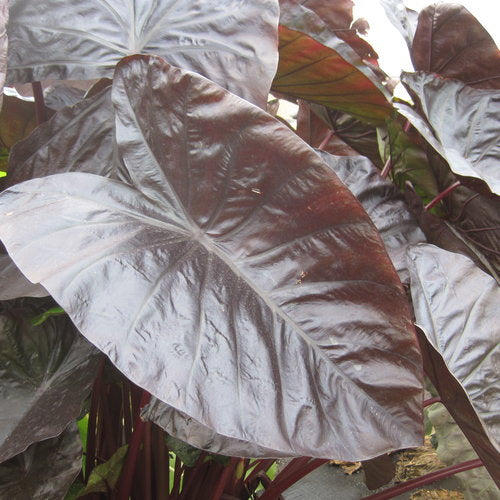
0, 55, 423, 461
411, 3, 500, 89
7, 0, 279, 108
275, 0, 392, 125
400, 72, 500, 196
379, 0, 418, 49
283, 0, 378, 62
408, 243, 500, 483
404, 183, 500, 284
0, 253, 48, 299
1, 87, 117, 190
0, 298, 101, 462
316, 151, 425, 283
0, 423, 81, 499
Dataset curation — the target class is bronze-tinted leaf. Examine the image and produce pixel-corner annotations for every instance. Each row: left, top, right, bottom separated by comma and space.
7, 0, 279, 108
408, 244, 500, 485
0, 55, 423, 461
411, 3, 500, 89
0, 423, 82, 498
400, 72, 500, 196
275, 0, 392, 125
282, 0, 378, 62
0, 298, 101, 462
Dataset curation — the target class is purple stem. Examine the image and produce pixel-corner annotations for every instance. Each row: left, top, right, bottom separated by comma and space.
318, 130, 334, 150
425, 181, 461, 211
116, 390, 152, 500
423, 397, 441, 408
361, 459, 483, 500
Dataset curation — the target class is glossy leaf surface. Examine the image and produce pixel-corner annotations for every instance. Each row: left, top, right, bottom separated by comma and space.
408, 244, 500, 482
317, 151, 425, 283
7, 0, 279, 108
401, 72, 500, 196
275, 0, 391, 125
0, 423, 81, 499
2, 87, 117, 190
0, 298, 100, 462
411, 3, 500, 89
379, 0, 418, 49
0, 55, 423, 461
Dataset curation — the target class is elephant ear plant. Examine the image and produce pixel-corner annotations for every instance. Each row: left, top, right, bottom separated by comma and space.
0, 0, 498, 499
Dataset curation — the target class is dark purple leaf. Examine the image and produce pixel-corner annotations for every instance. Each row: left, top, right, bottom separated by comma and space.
0, 298, 100, 462
1, 87, 118, 191
0, 55, 423, 461
0, 253, 48, 299
400, 72, 500, 196
408, 243, 500, 485
404, 182, 500, 284
7, 0, 279, 108
411, 3, 500, 89
275, 0, 392, 125
362, 454, 395, 490
379, 0, 418, 49
317, 151, 425, 283
0, 423, 82, 498
43, 84, 86, 111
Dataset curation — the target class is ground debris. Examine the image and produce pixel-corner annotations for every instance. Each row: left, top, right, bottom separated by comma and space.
395, 436, 444, 482
329, 460, 362, 475
410, 488, 464, 499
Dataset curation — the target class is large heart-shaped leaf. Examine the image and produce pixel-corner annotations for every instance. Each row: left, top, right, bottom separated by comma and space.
0, 55, 423, 461
411, 3, 500, 90
0, 298, 101, 462
0, 423, 81, 499
275, 0, 392, 125
7, 0, 279, 108
1, 87, 117, 191
407, 243, 500, 484
316, 151, 425, 283
400, 72, 500, 196
379, 0, 418, 49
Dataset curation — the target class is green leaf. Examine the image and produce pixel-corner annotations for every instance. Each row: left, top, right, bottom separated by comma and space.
166, 435, 201, 468
29, 306, 65, 326
77, 445, 128, 497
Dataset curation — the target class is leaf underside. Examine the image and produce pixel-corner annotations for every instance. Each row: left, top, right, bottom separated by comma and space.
7, 0, 280, 108
0, 55, 423, 461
